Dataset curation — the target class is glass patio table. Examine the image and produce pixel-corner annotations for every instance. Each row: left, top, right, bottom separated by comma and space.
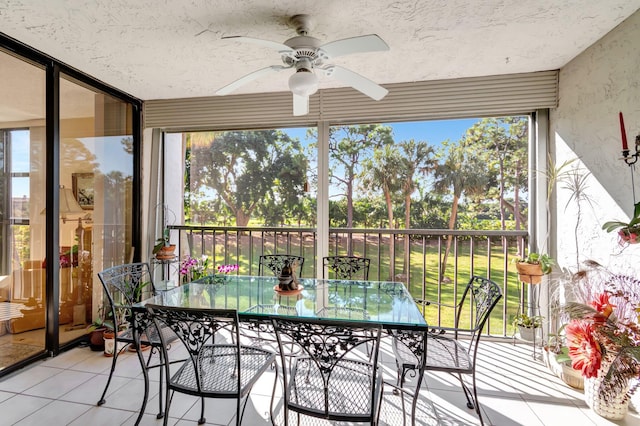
141, 275, 427, 330
128, 275, 426, 424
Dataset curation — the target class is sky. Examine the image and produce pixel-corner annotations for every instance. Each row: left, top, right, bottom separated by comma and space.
284, 118, 480, 147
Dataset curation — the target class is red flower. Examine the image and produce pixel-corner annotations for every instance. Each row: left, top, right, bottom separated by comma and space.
591, 292, 615, 319
565, 320, 602, 378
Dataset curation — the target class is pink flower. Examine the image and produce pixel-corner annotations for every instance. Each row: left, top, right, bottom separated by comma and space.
217, 264, 239, 274
591, 293, 615, 319
565, 320, 602, 378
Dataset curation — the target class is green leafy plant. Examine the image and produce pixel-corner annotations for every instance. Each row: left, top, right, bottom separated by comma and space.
152, 227, 171, 254
86, 305, 114, 333
602, 201, 640, 244
516, 252, 554, 274
513, 313, 543, 329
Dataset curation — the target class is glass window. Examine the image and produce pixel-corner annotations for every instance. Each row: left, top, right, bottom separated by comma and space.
59, 74, 134, 344
0, 49, 46, 367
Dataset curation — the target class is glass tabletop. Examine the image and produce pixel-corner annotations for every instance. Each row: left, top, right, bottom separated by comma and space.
138, 275, 427, 330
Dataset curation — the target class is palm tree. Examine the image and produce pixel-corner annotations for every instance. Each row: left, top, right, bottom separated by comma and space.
433, 140, 488, 280
398, 140, 437, 277
361, 145, 403, 278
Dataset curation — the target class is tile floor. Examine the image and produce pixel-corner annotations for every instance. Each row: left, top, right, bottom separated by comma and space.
0, 339, 638, 425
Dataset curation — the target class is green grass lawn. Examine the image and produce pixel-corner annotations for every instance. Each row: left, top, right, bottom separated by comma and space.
186, 232, 527, 337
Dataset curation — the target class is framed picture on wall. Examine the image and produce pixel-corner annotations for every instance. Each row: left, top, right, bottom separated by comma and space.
72, 172, 94, 210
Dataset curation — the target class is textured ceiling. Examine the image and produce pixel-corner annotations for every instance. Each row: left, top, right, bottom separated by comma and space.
1, 0, 639, 102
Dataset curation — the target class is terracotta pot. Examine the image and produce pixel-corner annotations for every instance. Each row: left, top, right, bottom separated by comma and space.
89, 327, 106, 351
516, 262, 544, 284
155, 244, 176, 260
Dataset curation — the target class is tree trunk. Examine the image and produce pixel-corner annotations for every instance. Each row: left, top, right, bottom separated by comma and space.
499, 159, 506, 230
441, 194, 460, 281
385, 189, 395, 280
404, 193, 411, 275
236, 210, 250, 227
514, 158, 521, 230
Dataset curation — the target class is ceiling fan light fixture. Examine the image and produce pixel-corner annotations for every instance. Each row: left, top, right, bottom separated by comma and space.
288, 69, 318, 97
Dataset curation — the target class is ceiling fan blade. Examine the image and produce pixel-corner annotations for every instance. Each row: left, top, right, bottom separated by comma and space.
216, 66, 288, 96
222, 36, 294, 54
318, 34, 389, 59
292, 94, 309, 116
322, 65, 388, 101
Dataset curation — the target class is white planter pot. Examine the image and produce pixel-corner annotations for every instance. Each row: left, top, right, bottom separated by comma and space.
518, 325, 538, 342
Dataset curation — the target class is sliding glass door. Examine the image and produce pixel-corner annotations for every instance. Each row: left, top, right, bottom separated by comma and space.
0, 49, 47, 369
58, 75, 134, 345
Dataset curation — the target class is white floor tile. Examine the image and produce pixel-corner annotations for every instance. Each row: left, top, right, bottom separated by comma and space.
13, 399, 91, 426
2, 341, 640, 425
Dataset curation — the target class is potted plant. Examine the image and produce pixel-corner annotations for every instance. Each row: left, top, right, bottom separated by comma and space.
602, 201, 640, 244
561, 261, 640, 420
153, 227, 176, 259
153, 204, 177, 259
513, 312, 543, 342
543, 332, 584, 389
86, 305, 114, 352
514, 252, 554, 284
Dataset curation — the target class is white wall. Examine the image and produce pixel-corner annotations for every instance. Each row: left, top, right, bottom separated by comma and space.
551, 9, 640, 274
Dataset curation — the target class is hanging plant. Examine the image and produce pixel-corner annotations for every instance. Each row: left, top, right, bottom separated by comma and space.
602, 202, 640, 244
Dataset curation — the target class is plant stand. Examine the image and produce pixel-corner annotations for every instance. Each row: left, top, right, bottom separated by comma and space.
515, 278, 543, 359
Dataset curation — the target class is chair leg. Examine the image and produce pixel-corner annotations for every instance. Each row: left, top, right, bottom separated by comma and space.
97, 342, 122, 405
456, 373, 475, 409
162, 390, 173, 426
198, 395, 206, 424
471, 372, 484, 426
410, 373, 425, 426
151, 347, 165, 419
269, 361, 280, 425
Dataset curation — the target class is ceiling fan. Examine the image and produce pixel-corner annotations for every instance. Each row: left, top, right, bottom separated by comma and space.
215, 14, 390, 116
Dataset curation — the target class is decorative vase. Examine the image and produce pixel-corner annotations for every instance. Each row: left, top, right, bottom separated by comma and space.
515, 262, 543, 284
584, 360, 630, 420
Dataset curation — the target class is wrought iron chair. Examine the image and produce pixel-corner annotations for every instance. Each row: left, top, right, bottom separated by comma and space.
258, 254, 305, 277
271, 317, 383, 425
146, 304, 277, 426
322, 255, 371, 280
318, 256, 371, 324
96, 262, 169, 422
391, 275, 502, 425
247, 254, 305, 343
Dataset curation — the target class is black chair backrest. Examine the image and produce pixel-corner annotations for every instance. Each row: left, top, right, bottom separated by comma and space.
146, 304, 240, 394
323, 256, 370, 280
272, 316, 382, 419
259, 254, 305, 277
456, 276, 503, 344
97, 262, 154, 332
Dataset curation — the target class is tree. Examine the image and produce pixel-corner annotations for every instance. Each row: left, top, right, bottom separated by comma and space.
361, 144, 403, 277
324, 125, 393, 228
432, 139, 489, 280
397, 139, 437, 274
186, 130, 308, 226
465, 117, 528, 230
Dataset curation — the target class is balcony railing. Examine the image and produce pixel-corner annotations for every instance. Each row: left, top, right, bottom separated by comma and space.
165, 225, 530, 337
